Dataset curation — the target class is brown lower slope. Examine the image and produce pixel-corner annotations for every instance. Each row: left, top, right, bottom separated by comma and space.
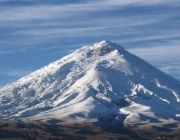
0, 119, 180, 140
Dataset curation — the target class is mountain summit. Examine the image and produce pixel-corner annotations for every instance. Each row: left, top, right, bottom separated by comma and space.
0, 41, 180, 126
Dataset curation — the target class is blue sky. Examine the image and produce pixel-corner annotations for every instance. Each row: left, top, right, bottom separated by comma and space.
0, 0, 180, 87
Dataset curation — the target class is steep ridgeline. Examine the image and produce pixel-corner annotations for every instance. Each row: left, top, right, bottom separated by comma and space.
0, 41, 180, 125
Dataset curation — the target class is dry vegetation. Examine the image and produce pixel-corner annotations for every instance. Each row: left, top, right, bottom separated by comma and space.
0, 120, 180, 140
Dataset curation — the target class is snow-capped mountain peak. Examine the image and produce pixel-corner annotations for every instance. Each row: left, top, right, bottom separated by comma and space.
76, 40, 125, 55
0, 41, 180, 125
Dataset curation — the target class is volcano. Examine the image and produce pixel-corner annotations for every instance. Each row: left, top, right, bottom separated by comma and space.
0, 41, 180, 139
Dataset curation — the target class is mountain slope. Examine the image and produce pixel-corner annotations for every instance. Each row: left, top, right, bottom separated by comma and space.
0, 41, 180, 126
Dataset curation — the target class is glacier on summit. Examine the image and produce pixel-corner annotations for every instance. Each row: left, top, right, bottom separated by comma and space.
0, 41, 180, 125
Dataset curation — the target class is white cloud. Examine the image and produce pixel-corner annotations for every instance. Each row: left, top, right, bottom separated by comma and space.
2, 11, 178, 51
103, 0, 180, 6
155, 63, 180, 81
0, 0, 180, 82
0, 69, 33, 77
127, 44, 180, 62
0, 0, 179, 22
